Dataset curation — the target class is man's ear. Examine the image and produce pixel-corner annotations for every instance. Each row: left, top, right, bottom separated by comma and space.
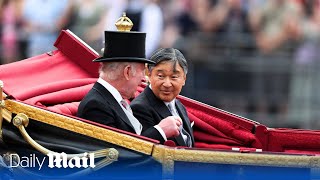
147, 69, 151, 77
123, 65, 131, 80
145, 64, 151, 77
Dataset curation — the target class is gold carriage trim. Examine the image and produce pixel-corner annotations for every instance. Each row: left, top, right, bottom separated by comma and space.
0, 81, 12, 140
152, 145, 320, 177
4, 99, 154, 155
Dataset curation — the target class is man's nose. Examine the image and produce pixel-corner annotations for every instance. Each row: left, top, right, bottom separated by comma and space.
141, 75, 147, 83
163, 77, 172, 87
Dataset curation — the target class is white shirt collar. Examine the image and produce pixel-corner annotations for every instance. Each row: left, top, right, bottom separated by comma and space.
164, 99, 176, 108
97, 77, 123, 103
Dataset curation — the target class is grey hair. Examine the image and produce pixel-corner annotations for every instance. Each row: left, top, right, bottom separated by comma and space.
148, 48, 188, 74
99, 62, 137, 80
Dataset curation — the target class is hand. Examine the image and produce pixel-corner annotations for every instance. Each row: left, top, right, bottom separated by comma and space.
284, 17, 301, 39
158, 116, 182, 138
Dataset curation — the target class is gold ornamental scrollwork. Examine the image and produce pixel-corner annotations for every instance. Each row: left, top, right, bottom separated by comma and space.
5, 99, 154, 155
152, 145, 175, 179
11, 113, 119, 169
166, 148, 320, 168
0, 80, 12, 140
152, 145, 320, 179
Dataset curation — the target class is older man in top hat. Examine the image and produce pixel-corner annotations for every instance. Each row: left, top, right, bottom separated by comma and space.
77, 15, 182, 142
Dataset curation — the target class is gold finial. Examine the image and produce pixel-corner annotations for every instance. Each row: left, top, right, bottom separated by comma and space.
115, 12, 133, 32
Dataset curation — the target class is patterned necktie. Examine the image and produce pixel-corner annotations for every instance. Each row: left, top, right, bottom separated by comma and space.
120, 99, 142, 134
121, 99, 133, 114
167, 103, 192, 147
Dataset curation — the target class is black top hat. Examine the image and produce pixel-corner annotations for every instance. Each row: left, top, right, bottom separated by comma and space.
93, 13, 154, 64
93, 31, 154, 64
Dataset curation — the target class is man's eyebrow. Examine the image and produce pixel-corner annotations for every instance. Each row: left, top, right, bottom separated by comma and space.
172, 68, 182, 73
155, 69, 182, 73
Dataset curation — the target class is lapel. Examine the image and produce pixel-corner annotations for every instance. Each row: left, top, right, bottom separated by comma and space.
144, 87, 187, 146
92, 82, 135, 131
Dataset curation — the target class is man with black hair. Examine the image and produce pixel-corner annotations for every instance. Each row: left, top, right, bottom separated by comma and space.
131, 48, 194, 147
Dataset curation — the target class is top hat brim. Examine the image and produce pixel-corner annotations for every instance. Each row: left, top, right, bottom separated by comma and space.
93, 57, 155, 64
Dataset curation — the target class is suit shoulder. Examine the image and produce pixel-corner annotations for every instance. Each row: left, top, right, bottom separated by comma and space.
79, 88, 111, 110
131, 90, 148, 105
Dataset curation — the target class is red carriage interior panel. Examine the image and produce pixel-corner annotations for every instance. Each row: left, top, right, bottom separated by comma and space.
268, 128, 320, 154
54, 30, 100, 77
255, 125, 320, 155
0, 30, 99, 102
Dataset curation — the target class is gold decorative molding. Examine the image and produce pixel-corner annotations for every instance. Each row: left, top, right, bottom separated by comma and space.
152, 145, 320, 179
0, 80, 12, 140
5, 99, 154, 155
94, 148, 119, 170
152, 145, 175, 178
10, 112, 120, 169
175, 149, 313, 167
153, 146, 320, 169
0, 100, 12, 123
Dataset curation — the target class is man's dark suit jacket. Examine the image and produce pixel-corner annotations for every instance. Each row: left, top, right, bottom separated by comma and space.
77, 82, 163, 140
130, 86, 195, 147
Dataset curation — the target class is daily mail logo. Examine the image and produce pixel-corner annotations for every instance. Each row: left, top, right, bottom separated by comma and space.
3, 152, 95, 170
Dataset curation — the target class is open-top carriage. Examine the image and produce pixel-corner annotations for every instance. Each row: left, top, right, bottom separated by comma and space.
1, 30, 320, 180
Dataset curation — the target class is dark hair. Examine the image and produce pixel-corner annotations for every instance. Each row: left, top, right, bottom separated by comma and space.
148, 48, 188, 74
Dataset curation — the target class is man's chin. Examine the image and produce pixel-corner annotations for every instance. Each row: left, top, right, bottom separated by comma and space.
159, 95, 174, 102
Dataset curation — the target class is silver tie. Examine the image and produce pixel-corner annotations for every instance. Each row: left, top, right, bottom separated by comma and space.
121, 99, 142, 134
121, 99, 133, 114
167, 103, 192, 147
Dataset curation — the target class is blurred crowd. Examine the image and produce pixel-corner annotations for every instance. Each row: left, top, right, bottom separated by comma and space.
1, 0, 320, 129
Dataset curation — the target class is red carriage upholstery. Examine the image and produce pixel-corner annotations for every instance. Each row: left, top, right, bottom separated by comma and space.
255, 125, 320, 154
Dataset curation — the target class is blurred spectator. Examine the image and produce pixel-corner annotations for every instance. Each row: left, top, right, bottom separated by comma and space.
21, 0, 73, 57
68, 0, 108, 52
105, 0, 163, 58
163, 0, 253, 49
0, 0, 23, 64
249, 0, 302, 54
288, 0, 320, 129
201, 0, 255, 94
199, 0, 251, 36
160, 0, 215, 48
245, 0, 303, 124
